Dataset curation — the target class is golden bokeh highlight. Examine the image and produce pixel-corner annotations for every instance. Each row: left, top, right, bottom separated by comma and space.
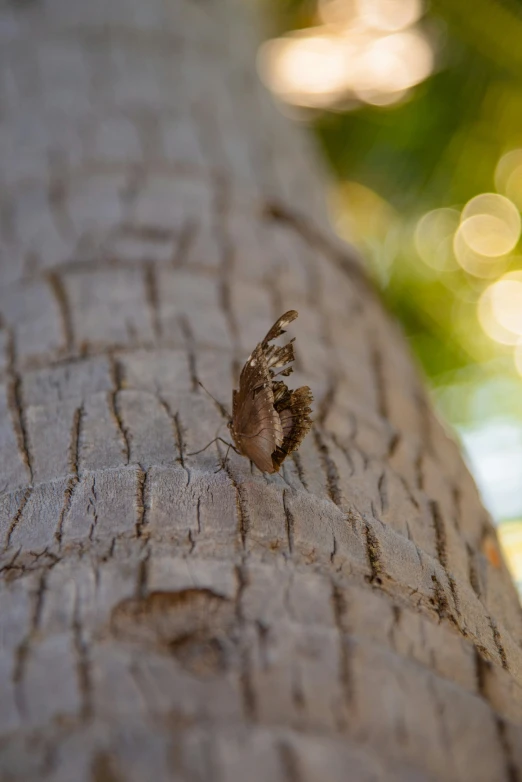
257, 0, 433, 109
489, 272, 522, 336
461, 193, 520, 255
460, 214, 517, 257
452, 193, 520, 277
257, 32, 354, 108
478, 285, 520, 345
453, 226, 509, 278
414, 207, 460, 270
319, 0, 423, 30
495, 150, 522, 211
351, 30, 433, 104
497, 521, 522, 587
478, 271, 522, 345
357, 0, 423, 32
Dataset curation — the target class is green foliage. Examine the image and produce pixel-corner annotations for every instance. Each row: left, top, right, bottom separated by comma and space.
266, 0, 522, 436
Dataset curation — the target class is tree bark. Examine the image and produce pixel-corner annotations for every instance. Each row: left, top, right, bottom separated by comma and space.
1, 1, 522, 780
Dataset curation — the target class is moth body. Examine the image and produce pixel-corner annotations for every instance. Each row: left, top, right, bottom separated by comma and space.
229, 310, 313, 473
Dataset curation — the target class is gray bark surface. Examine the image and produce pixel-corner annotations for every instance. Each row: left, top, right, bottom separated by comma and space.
1, 0, 522, 780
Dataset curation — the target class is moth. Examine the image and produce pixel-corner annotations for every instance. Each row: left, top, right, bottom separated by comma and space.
228, 310, 313, 473
192, 310, 313, 473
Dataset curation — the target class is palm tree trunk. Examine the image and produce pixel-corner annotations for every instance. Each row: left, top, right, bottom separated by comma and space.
1, 1, 522, 780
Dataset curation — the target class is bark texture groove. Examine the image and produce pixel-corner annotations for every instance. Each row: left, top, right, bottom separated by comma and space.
1, 1, 522, 780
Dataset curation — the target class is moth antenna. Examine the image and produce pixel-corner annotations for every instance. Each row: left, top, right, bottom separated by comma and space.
197, 380, 231, 420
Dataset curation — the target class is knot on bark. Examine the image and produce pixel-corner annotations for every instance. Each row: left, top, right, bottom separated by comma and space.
110, 588, 236, 676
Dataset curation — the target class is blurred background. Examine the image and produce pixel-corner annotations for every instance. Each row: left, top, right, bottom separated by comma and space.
258, 0, 522, 593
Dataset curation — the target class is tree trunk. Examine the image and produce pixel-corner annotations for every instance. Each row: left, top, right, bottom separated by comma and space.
1, 1, 522, 780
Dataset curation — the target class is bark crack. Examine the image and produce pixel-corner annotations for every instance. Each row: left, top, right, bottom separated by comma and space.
225, 464, 250, 550
69, 403, 84, 477
109, 390, 131, 464
370, 342, 388, 421
136, 553, 149, 600
331, 581, 351, 729
7, 373, 33, 483
235, 563, 257, 720
495, 715, 519, 782
467, 544, 482, 599
278, 741, 302, 782
157, 394, 185, 466
364, 520, 384, 585
315, 381, 335, 429
474, 645, 490, 698
331, 433, 355, 476
46, 271, 74, 352
290, 451, 308, 489
430, 574, 459, 629
489, 618, 509, 670
430, 500, 448, 570
72, 583, 93, 721
135, 466, 148, 538
313, 430, 342, 507
430, 500, 460, 615
87, 475, 99, 540
143, 261, 162, 341
178, 314, 198, 392
12, 572, 47, 719
378, 470, 388, 514
282, 489, 295, 555
54, 476, 78, 547
173, 218, 197, 267
5, 487, 32, 549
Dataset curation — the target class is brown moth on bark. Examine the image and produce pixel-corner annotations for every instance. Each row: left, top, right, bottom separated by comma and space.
2, 0, 522, 779
229, 310, 313, 473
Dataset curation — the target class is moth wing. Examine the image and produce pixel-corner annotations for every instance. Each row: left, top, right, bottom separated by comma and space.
272, 385, 314, 471
233, 345, 283, 473
261, 310, 298, 347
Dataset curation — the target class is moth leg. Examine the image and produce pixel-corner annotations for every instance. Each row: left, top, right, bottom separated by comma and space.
214, 442, 233, 474
187, 437, 240, 457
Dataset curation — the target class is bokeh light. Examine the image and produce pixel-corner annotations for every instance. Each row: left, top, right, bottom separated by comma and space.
488, 272, 522, 336
497, 522, 522, 594
478, 282, 521, 345
257, 32, 354, 108
495, 149, 522, 211
351, 30, 433, 104
414, 208, 460, 271
461, 193, 520, 256
452, 194, 520, 277
357, 0, 423, 32
453, 225, 509, 278
258, 1, 433, 109
319, 0, 423, 31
